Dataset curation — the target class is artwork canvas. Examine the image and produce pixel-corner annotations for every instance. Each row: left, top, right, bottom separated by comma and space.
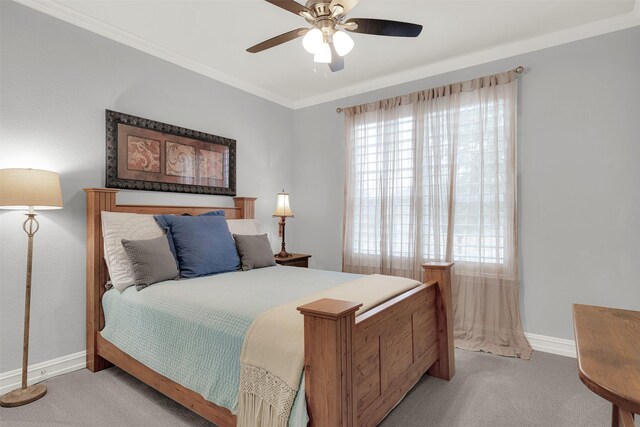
127, 136, 161, 173
199, 149, 224, 180
165, 142, 196, 178
106, 110, 236, 196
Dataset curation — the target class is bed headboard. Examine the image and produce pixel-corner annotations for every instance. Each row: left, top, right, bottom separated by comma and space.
84, 187, 256, 371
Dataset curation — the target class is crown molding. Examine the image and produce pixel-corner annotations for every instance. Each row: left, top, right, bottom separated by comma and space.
293, 8, 640, 109
12, 0, 295, 109
12, 0, 640, 111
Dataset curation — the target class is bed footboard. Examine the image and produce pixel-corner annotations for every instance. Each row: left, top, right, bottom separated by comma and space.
298, 263, 454, 427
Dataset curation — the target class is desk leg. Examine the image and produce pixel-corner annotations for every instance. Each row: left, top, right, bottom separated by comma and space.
612, 404, 636, 427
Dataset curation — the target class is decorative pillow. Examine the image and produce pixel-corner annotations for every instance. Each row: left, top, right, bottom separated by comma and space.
155, 214, 240, 278
101, 211, 165, 291
233, 234, 276, 271
121, 236, 179, 290
155, 211, 225, 260
227, 219, 259, 236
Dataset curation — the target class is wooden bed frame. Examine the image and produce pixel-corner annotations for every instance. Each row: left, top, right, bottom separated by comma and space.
85, 188, 454, 427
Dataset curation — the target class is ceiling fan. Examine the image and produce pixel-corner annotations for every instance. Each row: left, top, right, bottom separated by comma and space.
246, 0, 423, 72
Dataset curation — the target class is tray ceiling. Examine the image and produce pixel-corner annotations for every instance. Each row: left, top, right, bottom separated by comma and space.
15, 0, 640, 108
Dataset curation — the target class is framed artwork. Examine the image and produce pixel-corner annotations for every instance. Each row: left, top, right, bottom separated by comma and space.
105, 110, 236, 196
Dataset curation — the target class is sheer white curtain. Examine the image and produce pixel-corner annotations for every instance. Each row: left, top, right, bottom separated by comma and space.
343, 71, 531, 358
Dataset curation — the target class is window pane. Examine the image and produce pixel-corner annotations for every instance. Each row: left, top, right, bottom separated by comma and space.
349, 96, 508, 265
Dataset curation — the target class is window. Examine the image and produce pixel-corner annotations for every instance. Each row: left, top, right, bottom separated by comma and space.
345, 89, 513, 268
343, 74, 528, 358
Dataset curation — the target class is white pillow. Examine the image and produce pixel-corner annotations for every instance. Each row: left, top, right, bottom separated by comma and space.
226, 219, 259, 236
101, 211, 164, 291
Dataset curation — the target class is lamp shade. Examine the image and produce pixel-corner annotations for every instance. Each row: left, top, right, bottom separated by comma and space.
0, 168, 63, 210
313, 42, 332, 63
333, 30, 354, 56
273, 191, 293, 217
302, 28, 323, 54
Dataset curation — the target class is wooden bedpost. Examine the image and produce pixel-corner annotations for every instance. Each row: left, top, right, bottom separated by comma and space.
297, 298, 362, 427
233, 197, 256, 219
84, 188, 118, 372
422, 262, 455, 380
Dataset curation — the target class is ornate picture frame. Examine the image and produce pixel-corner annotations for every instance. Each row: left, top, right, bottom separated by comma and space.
105, 110, 236, 196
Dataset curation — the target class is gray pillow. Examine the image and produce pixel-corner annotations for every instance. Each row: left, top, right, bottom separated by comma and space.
121, 236, 179, 290
233, 234, 276, 271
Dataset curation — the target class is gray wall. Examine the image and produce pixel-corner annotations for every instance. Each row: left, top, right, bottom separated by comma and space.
290, 26, 640, 341
0, 2, 294, 372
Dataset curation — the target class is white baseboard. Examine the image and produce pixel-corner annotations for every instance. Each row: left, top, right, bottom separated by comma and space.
525, 332, 576, 358
0, 351, 86, 394
0, 332, 574, 393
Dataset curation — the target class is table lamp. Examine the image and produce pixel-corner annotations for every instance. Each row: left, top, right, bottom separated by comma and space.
0, 168, 63, 407
273, 190, 294, 258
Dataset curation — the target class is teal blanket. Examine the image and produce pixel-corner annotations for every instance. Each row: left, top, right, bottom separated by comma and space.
101, 266, 360, 425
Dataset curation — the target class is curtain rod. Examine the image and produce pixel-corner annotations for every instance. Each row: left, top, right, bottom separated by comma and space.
335, 66, 525, 113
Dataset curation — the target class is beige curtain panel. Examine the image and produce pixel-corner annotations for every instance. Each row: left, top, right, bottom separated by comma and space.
342, 70, 531, 359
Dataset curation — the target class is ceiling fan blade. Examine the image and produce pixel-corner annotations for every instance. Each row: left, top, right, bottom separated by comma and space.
328, 43, 344, 72
265, 0, 311, 16
329, 0, 359, 15
246, 28, 309, 53
344, 18, 423, 37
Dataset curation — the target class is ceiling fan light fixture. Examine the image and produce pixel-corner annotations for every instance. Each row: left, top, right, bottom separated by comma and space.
313, 42, 332, 63
302, 28, 323, 54
248, 0, 422, 73
333, 30, 354, 56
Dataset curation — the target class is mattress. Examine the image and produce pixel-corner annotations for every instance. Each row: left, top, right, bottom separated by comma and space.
101, 265, 361, 426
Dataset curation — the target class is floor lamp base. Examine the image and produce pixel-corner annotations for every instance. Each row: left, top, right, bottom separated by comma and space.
0, 383, 47, 407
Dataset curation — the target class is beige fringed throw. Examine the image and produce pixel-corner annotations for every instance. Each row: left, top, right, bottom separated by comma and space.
237, 274, 421, 427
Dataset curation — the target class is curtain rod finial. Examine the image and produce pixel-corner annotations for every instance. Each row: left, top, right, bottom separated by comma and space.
515, 66, 525, 74
336, 107, 343, 113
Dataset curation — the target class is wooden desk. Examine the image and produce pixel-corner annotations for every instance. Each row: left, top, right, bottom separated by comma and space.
573, 304, 640, 427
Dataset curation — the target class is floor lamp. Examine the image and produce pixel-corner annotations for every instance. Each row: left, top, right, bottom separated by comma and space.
0, 168, 63, 407
273, 190, 294, 258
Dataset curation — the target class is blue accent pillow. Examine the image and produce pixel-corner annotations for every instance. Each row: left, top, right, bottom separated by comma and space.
154, 212, 240, 278
155, 211, 224, 261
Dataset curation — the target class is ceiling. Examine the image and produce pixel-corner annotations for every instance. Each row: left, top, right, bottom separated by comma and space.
16, 0, 640, 108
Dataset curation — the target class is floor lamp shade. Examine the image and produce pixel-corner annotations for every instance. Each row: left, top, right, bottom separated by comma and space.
0, 168, 62, 408
0, 169, 63, 210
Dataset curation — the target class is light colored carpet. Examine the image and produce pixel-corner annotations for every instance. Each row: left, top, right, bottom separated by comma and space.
0, 349, 610, 426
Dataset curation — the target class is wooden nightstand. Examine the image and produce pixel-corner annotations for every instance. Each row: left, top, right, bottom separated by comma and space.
274, 253, 311, 268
